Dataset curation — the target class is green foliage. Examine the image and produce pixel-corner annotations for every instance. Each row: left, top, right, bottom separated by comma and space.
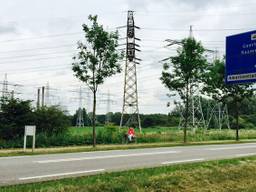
97, 125, 124, 144
72, 15, 123, 90
202, 58, 254, 103
72, 108, 91, 126
91, 113, 179, 128
34, 106, 70, 136
161, 38, 207, 100
161, 37, 207, 142
0, 98, 71, 145
0, 98, 34, 140
72, 15, 123, 146
202, 58, 254, 140
1, 125, 256, 148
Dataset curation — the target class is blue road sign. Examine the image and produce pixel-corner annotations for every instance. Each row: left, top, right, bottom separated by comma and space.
225, 30, 256, 84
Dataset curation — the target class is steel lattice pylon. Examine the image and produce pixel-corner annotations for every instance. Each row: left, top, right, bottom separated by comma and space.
177, 96, 206, 131
206, 102, 230, 130
1, 73, 9, 99
76, 87, 84, 127
120, 11, 141, 132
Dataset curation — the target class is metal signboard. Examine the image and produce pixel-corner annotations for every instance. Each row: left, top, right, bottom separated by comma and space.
24, 125, 36, 152
226, 30, 256, 84
25, 125, 36, 136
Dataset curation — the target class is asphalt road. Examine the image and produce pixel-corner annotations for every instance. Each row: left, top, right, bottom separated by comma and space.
0, 143, 256, 186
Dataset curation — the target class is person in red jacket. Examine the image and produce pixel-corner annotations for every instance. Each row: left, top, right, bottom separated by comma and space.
127, 127, 135, 142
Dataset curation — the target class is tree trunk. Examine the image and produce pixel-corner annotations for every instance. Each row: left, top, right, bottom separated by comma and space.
92, 90, 97, 147
184, 83, 189, 143
235, 100, 239, 141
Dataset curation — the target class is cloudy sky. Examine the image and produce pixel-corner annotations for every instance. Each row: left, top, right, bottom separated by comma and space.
0, 0, 255, 115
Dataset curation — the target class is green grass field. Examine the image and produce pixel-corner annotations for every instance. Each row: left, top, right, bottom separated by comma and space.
1, 126, 256, 150
69, 126, 256, 142
1, 156, 256, 192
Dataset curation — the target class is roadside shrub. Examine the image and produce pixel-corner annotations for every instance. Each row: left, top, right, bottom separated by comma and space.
0, 98, 34, 140
34, 106, 70, 136
97, 125, 123, 144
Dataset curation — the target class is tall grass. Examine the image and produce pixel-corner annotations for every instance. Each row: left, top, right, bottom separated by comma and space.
1, 126, 256, 149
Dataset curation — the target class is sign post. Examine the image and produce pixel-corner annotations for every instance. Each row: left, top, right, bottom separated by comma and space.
23, 125, 36, 152
226, 30, 256, 84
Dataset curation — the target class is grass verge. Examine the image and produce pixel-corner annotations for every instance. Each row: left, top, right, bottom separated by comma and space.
1, 156, 256, 192
1, 139, 256, 157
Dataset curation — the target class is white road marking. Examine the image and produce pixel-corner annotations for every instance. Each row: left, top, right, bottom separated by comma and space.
19, 169, 105, 180
162, 158, 205, 165
208, 145, 256, 151
35, 151, 180, 163
235, 153, 256, 157
0, 156, 32, 160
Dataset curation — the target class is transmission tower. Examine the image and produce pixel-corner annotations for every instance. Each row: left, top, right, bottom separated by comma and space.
0, 73, 22, 100
164, 26, 211, 131
1, 73, 9, 99
120, 10, 142, 132
76, 86, 84, 127
177, 96, 206, 131
99, 90, 116, 124
206, 101, 230, 130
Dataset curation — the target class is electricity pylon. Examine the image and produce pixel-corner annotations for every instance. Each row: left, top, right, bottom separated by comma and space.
163, 26, 217, 131
176, 96, 206, 131
99, 90, 116, 124
76, 86, 84, 127
206, 101, 230, 130
0, 73, 22, 100
1, 73, 9, 99
120, 10, 142, 132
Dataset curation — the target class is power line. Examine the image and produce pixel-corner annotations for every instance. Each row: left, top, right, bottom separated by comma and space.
141, 27, 256, 32
0, 44, 76, 54
0, 50, 75, 61
0, 54, 73, 65
0, 32, 82, 44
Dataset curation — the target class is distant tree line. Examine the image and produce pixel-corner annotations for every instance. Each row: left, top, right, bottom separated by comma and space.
71, 110, 179, 128
72, 93, 256, 129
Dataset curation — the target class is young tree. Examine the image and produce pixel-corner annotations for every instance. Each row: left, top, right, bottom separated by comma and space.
72, 15, 123, 147
202, 58, 254, 140
161, 38, 207, 143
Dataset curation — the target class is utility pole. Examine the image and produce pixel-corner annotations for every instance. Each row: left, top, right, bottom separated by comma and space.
120, 10, 142, 132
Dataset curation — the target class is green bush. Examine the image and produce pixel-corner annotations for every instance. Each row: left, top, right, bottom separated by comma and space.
1, 126, 256, 149
0, 98, 34, 140
34, 106, 70, 135
0, 98, 71, 148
